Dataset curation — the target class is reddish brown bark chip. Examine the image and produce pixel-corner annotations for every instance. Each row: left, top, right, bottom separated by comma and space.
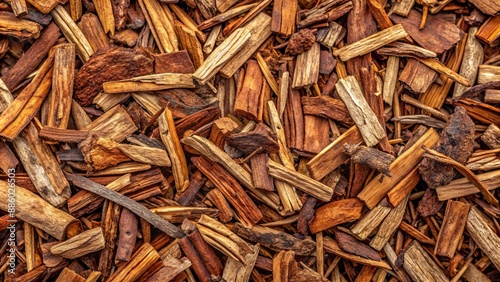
74, 46, 154, 106
417, 188, 444, 217
285, 29, 316, 55
334, 231, 381, 261
419, 106, 475, 188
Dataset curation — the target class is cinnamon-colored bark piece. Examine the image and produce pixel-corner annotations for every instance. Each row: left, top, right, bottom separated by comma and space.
153, 50, 195, 74
419, 106, 475, 188
301, 96, 353, 125
334, 231, 381, 261
399, 58, 438, 94
115, 208, 138, 262
234, 59, 264, 121
226, 130, 279, 154
434, 201, 470, 258
390, 10, 463, 54
74, 46, 154, 106
308, 198, 364, 233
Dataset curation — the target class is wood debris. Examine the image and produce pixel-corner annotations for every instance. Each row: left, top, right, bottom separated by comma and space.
0, 1, 499, 281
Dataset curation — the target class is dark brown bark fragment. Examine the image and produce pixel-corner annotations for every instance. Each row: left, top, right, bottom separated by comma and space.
334, 231, 381, 261
74, 46, 154, 106
419, 106, 475, 188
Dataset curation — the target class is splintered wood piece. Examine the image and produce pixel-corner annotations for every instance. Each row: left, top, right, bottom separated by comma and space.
0, 141, 18, 172
370, 195, 409, 250
47, 43, 75, 129
333, 24, 408, 61
271, 0, 297, 36
70, 0, 82, 22
399, 241, 449, 282
316, 21, 345, 48
323, 237, 391, 269
390, 10, 463, 54
478, 65, 500, 84
65, 173, 185, 238
103, 73, 195, 93
203, 24, 222, 54
358, 128, 439, 209
139, 0, 178, 53
302, 115, 330, 154
453, 27, 484, 97
292, 42, 320, 88
50, 227, 105, 259
399, 58, 437, 94
234, 60, 264, 121
383, 56, 399, 105
158, 107, 189, 193
386, 166, 420, 207
335, 76, 386, 147
77, 13, 110, 52
377, 42, 437, 58
94, 0, 115, 35
450, 98, 500, 125
55, 268, 85, 282
467, 206, 500, 270
182, 135, 281, 211
197, 215, 254, 264
343, 143, 395, 176
174, 20, 204, 68
2, 22, 59, 91
117, 144, 171, 166
0, 181, 79, 240
6, 0, 27, 17
178, 236, 211, 282
198, 4, 256, 30
26, 0, 58, 13
308, 198, 364, 233
195, 0, 217, 19
233, 224, 315, 256
476, 15, 500, 45
220, 13, 272, 78
256, 52, 279, 95
482, 124, 500, 149
485, 89, 500, 104
216, 0, 238, 12
0, 11, 41, 40
367, 0, 392, 30
79, 135, 131, 170
273, 250, 298, 282
414, 57, 471, 87
147, 256, 191, 281
169, 4, 206, 42
399, 221, 435, 245
307, 126, 363, 180
389, 0, 414, 16
462, 263, 491, 282
350, 199, 391, 240
193, 27, 251, 84
434, 201, 470, 258
193, 156, 262, 227
85, 105, 138, 143
268, 160, 333, 202
222, 244, 259, 282
51, 5, 94, 62
108, 243, 160, 282
222, 0, 272, 36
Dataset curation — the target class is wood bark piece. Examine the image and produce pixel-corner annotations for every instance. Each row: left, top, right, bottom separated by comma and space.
102, 73, 195, 93
50, 227, 105, 259
333, 24, 408, 61
308, 198, 363, 233
219, 13, 272, 78
271, 0, 297, 36
468, 0, 500, 15
158, 107, 189, 193
390, 10, 463, 54
234, 60, 264, 121
107, 243, 160, 282
292, 42, 320, 88
273, 250, 298, 282
174, 20, 203, 68
350, 199, 391, 240
358, 128, 439, 209
193, 27, 251, 84
478, 65, 500, 84
193, 156, 262, 227
399, 58, 438, 94
481, 124, 500, 149
316, 21, 345, 48
1, 22, 59, 91
154, 51, 195, 74
233, 224, 315, 256
335, 76, 386, 147
198, 4, 256, 31
178, 236, 211, 282
414, 57, 471, 87
343, 143, 395, 176
51, 5, 94, 62
453, 27, 483, 97
55, 268, 85, 282
0, 181, 79, 240
419, 106, 475, 188
383, 56, 399, 105
47, 43, 75, 129
370, 195, 409, 250
434, 201, 470, 258
323, 237, 391, 269
301, 96, 352, 125
334, 231, 380, 261
466, 206, 500, 270
84, 105, 138, 143
476, 15, 500, 45
307, 126, 363, 180
65, 173, 185, 239
377, 42, 437, 58
74, 46, 154, 106
0, 11, 41, 40
26, 0, 58, 13
398, 241, 449, 282
77, 13, 109, 52
267, 160, 334, 202
115, 208, 138, 262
